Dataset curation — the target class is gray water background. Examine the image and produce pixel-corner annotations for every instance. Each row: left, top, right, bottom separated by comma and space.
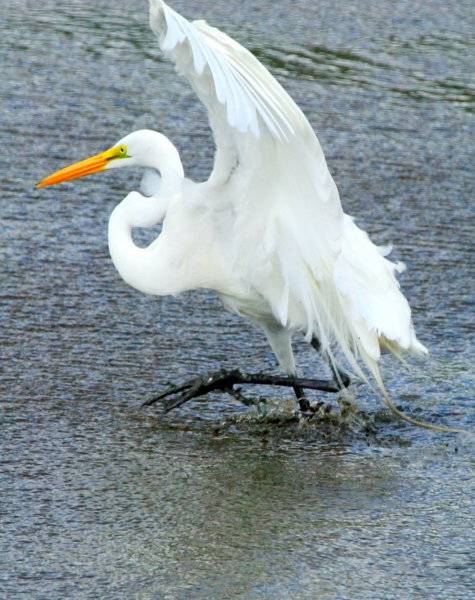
1, 0, 474, 598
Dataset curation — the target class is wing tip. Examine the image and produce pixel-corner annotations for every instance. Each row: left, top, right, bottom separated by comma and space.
149, 0, 165, 33
150, 0, 303, 144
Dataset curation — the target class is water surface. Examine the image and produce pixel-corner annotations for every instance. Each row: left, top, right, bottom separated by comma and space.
1, 0, 474, 598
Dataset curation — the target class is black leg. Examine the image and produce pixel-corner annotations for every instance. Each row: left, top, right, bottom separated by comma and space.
144, 369, 343, 413
293, 384, 312, 413
311, 337, 351, 389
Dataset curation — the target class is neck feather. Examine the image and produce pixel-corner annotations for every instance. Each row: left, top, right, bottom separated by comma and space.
108, 196, 179, 296
107, 131, 185, 295
135, 131, 184, 191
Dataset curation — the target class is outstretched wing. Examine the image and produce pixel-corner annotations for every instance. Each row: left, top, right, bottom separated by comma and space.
149, 1, 343, 282
149, 1, 340, 189
149, 1, 336, 189
149, 1, 309, 139
148, 1, 424, 378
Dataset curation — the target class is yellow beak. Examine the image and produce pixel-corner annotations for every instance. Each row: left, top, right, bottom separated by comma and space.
36, 146, 123, 189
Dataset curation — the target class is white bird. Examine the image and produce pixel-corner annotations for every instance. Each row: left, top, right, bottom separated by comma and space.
37, 1, 453, 429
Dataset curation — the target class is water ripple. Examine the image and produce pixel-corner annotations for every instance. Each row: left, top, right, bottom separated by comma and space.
1, 1, 474, 599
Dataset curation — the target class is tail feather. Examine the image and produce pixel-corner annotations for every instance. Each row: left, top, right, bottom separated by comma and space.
334, 215, 428, 361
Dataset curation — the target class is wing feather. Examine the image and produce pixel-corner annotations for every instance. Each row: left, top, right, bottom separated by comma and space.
148, 0, 426, 380
149, 0, 306, 141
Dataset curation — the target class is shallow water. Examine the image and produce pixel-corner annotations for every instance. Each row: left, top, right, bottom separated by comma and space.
1, 0, 474, 598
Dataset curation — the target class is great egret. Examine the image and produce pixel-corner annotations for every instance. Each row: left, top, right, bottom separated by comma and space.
37, 1, 458, 431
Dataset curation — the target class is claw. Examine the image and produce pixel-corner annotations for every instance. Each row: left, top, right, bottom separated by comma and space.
144, 369, 239, 411
144, 368, 351, 413
142, 379, 194, 406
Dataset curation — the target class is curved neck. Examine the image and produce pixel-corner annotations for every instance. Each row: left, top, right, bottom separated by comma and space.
107, 131, 186, 296
107, 131, 236, 298
108, 196, 176, 296
133, 131, 184, 194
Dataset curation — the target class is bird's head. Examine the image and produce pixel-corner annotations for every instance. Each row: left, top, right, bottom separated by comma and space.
36, 130, 182, 189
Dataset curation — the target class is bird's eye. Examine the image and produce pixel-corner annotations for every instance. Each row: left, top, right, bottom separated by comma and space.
118, 145, 128, 158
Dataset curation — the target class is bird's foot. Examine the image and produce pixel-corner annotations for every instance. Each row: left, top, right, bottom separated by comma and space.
297, 396, 334, 418
296, 370, 350, 417
144, 369, 350, 414
143, 369, 242, 413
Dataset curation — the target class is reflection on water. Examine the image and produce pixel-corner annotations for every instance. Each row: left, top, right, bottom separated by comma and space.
1, 0, 474, 598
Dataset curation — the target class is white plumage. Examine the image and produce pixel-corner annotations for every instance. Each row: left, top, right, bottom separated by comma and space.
147, 0, 427, 383
38, 0, 428, 400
